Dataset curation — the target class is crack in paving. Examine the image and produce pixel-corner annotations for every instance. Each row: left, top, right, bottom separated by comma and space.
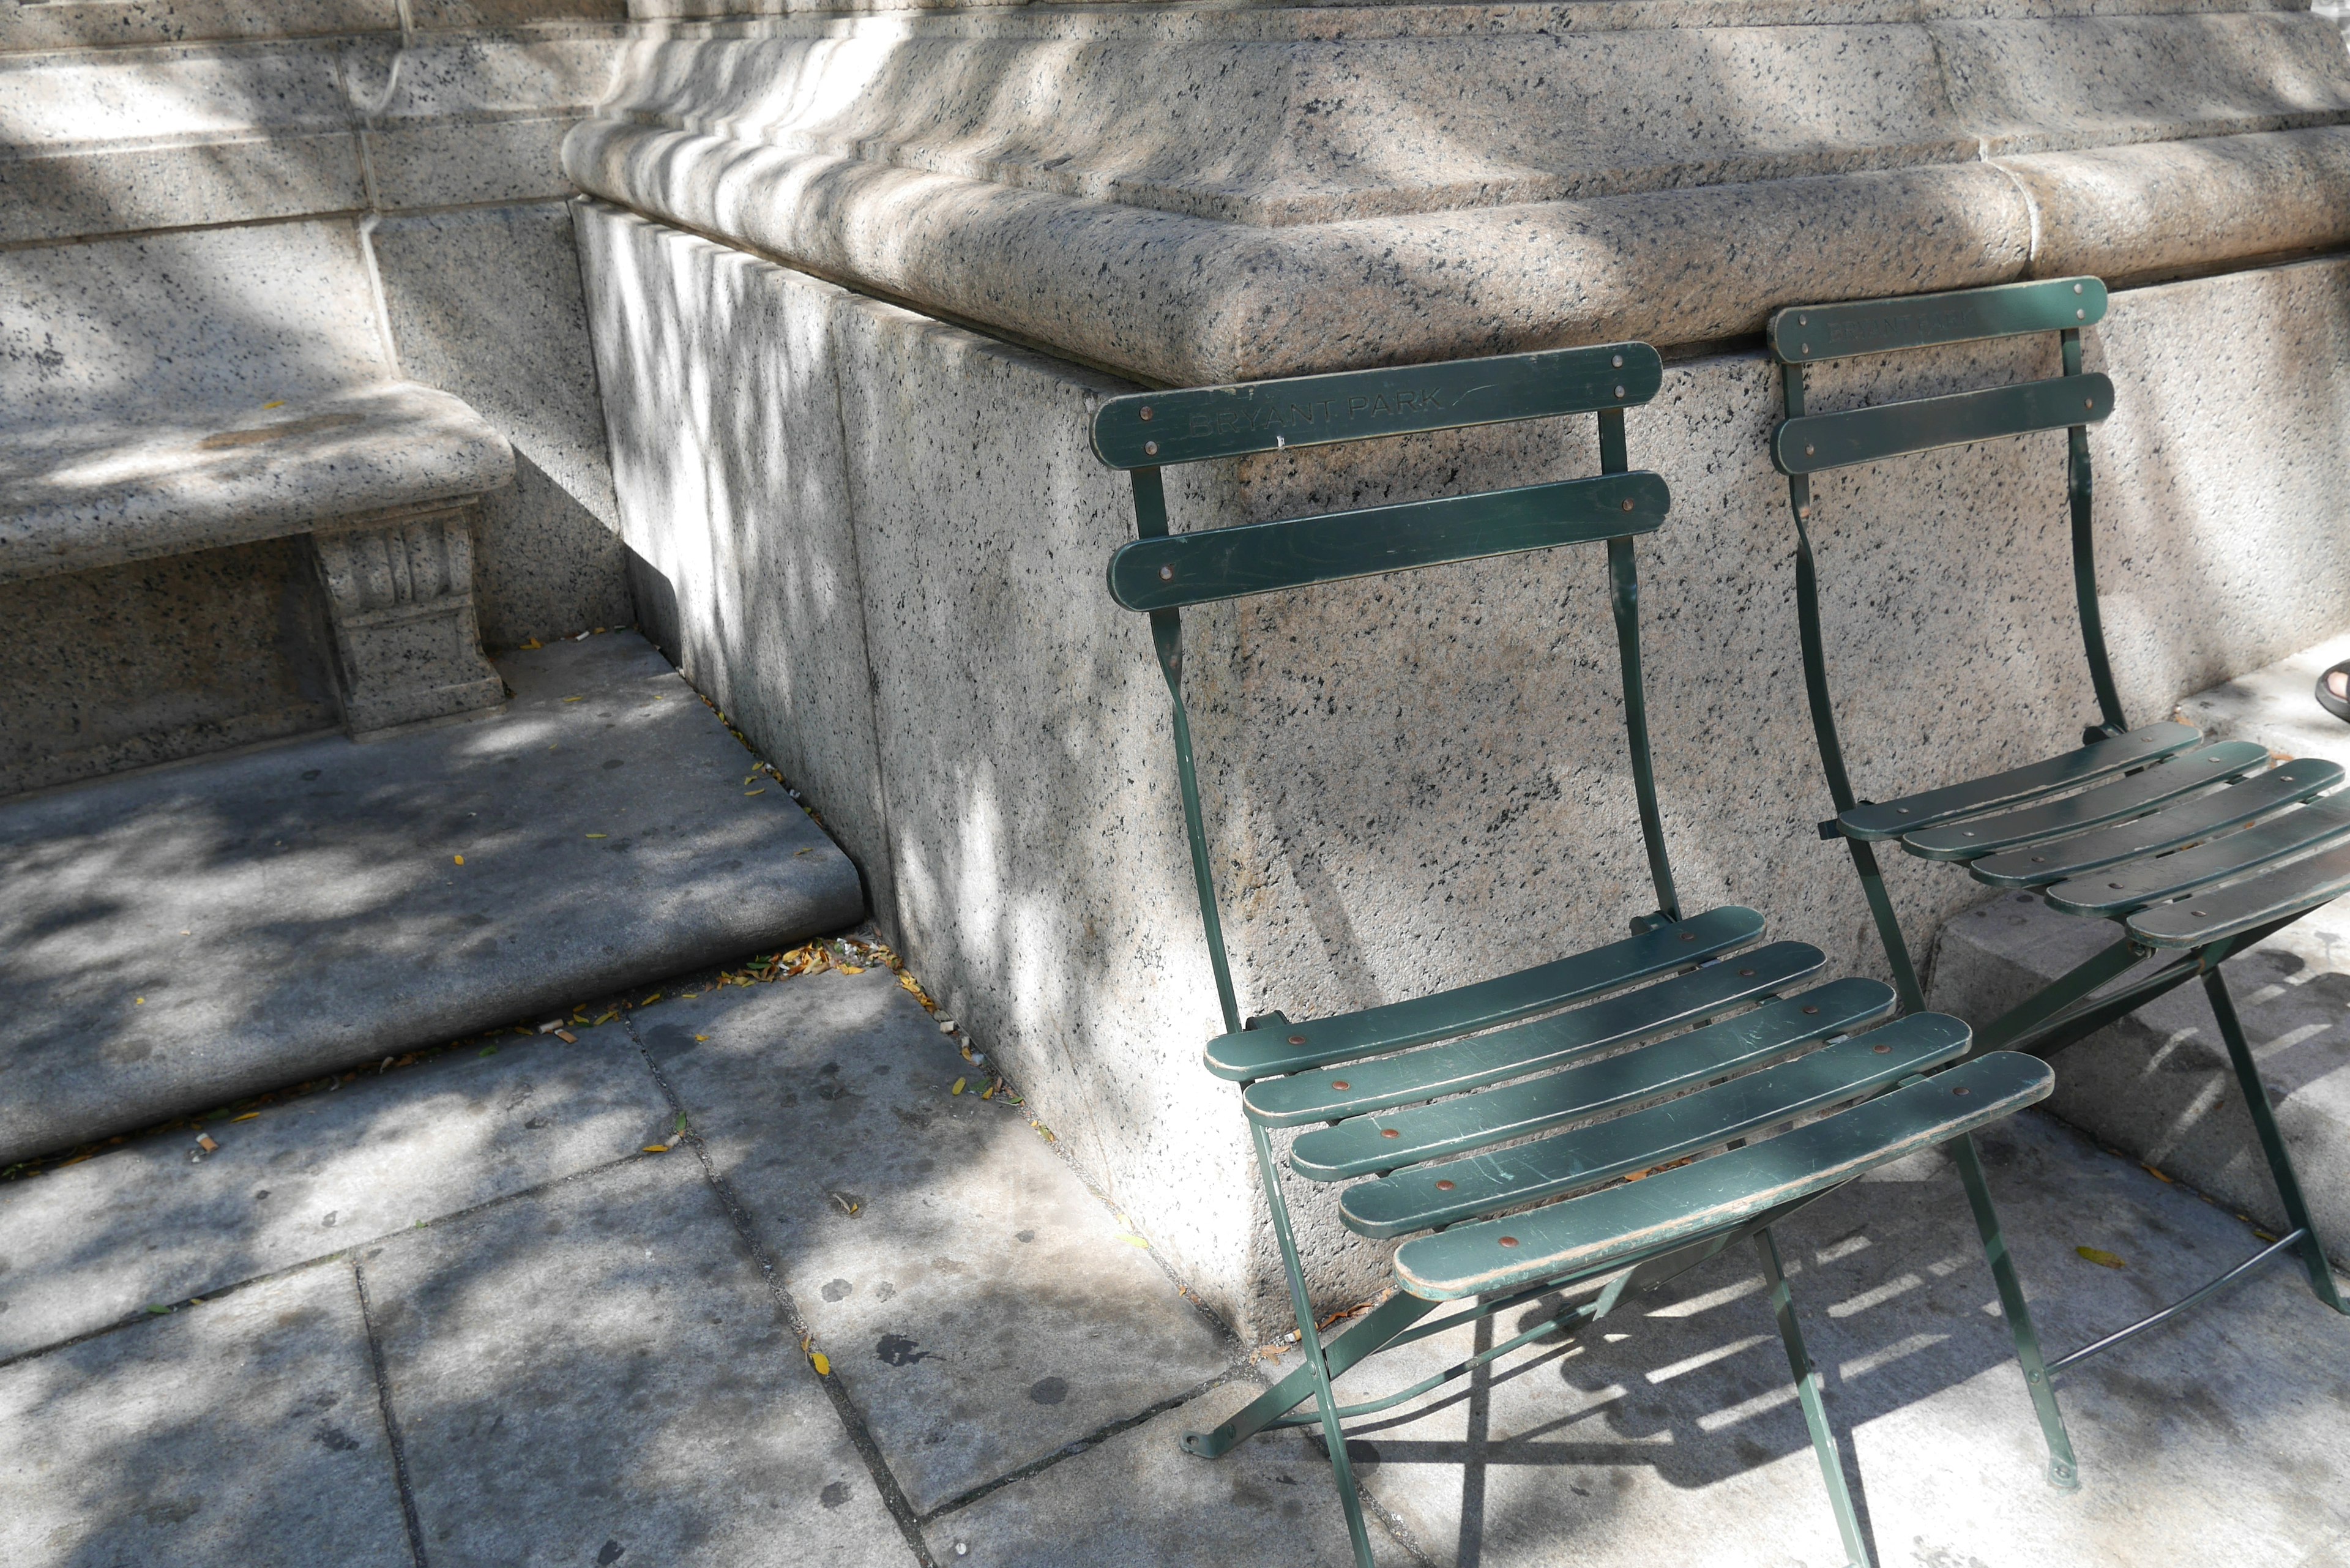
354, 1253, 431, 1568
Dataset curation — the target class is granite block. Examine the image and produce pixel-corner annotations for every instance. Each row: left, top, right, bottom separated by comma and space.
575, 206, 892, 909
920, 1379, 1413, 1567
0, 381, 515, 583
642, 966, 1233, 1514
0, 534, 341, 797
0, 0, 397, 53
311, 501, 507, 733
0, 133, 370, 247
0, 1263, 414, 1568
361, 1151, 919, 1568
0, 1018, 666, 1360
1313, 1111, 2350, 1567
369, 201, 629, 644
0, 630, 863, 1163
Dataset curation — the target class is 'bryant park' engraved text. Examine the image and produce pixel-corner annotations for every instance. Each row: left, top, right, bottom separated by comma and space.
1185, 384, 1463, 439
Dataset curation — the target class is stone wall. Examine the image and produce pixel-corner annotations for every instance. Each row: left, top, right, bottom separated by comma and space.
578, 198, 2350, 1335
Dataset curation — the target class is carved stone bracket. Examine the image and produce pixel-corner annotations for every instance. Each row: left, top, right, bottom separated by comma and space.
309, 500, 505, 736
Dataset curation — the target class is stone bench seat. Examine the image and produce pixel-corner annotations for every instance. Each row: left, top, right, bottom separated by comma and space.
0, 381, 518, 739
0, 381, 512, 581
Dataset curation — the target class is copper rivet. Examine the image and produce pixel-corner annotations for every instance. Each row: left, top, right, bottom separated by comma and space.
1139, 406, 1154, 420
1621, 498, 1635, 512
1330, 1080, 1349, 1090
1144, 441, 1158, 455
1953, 1086, 1971, 1096
1435, 1179, 1455, 1191
1158, 565, 1174, 580
1288, 1034, 1307, 1045
1498, 1236, 1520, 1248
1803, 1005, 1820, 1015
1381, 1128, 1400, 1140
1873, 1043, 1891, 1054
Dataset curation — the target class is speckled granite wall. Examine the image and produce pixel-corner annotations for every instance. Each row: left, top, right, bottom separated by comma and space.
578, 198, 2350, 1336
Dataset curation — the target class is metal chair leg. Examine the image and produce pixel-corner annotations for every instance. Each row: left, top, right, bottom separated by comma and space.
1756, 1228, 1873, 1568
1949, 1133, 2081, 1490
2204, 966, 2349, 1315
1253, 1122, 1378, 1567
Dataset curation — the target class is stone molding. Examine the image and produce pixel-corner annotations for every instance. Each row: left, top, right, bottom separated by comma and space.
563, 2, 2350, 380
311, 500, 507, 733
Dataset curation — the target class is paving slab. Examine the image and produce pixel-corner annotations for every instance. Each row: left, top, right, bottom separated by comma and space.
0, 629, 863, 1163
0, 1261, 412, 1568
642, 967, 1233, 1514
2176, 627, 2350, 766
1269, 1110, 2350, 1568
920, 1378, 1414, 1568
0, 1017, 665, 1360
362, 1149, 915, 1568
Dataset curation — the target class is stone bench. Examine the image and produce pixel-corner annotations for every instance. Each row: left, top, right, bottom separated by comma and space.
0, 381, 515, 737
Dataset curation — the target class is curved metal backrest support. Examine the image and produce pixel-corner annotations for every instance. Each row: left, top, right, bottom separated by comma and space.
1103, 345, 1678, 1034
1775, 276, 2121, 1013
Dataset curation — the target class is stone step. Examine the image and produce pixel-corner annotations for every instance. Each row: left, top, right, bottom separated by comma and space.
0, 629, 864, 1163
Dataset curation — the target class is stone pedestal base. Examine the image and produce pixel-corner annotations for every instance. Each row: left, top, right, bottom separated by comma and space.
311, 502, 505, 736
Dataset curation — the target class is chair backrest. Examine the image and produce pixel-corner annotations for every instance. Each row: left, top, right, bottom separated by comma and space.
1768, 276, 2125, 813
1094, 343, 1676, 1036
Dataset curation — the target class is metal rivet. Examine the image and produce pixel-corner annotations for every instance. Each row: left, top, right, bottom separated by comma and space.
1621, 498, 1635, 512
1803, 1005, 1820, 1015
1158, 565, 1174, 581
1381, 1128, 1400, 1140
1897, 807, 1911, 814
2076, 309, 2086, 320
1435, 1179, 1455, 1191
1953, 1086, 1971, 1096
1612, 353, 1624, 368
1614, 385, 1627, 399
2085, 399, 2094, 410
2109, 882, 2123, 889
1738, 968, 1755, 977
1873, 1042, 1891, 1054
1330, 1080, 1349, 1091
1498, 1236, 1520, 1248
1799, 314, 1809, 326
1143, 441, 1158, 455
2073, 283, 2083, 294
1801, 343, 1811, 355
2030, 856, 2045, 863
1679, 931, 1697, 942
2190, 910, 2206, 918
1805, 444, 1816, 456
1288, 1034, 1307, 1045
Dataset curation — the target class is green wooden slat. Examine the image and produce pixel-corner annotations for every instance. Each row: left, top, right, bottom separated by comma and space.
1343, 1012, 1967, 1239
2045, 795, 2350, 917
1390, 1050, 2051, 1300
1971, 760, 2344, 889
1290, 977, 1895, 1182
1774, 374, 2113, 476
1900, 742, 2271, 861
1837, 722, 2199, 841
1091, 344, 1665, 469
1240, 941, 1825, 1127
1205, 906, 1765, 1082
2129, 840, 2350, 947
1767, 277, 2108, 365
1107, 472, 1668, 612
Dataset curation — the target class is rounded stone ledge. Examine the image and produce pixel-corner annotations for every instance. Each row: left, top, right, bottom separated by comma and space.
566, 121, 2035, 382
0, 382, 517, 584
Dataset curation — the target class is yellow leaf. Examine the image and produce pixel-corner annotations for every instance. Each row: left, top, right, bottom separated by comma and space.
562, 696, 584, 703
593, 1012, 617, 1026
261, 400, 285, 409
643, 1143, 669, 1154
2143, 1165, 2173, 1184
810, 1351, 831, 1376
2076, 1246, 2127, 1270
453, 854, 464, 865
586, 833, 607, 839
230, 1112, 259, 1122
745, 789, 766, 796
1121, 1234, 1149, 1249
952, 1077, 967, 1096
695, 1034, 709, 1042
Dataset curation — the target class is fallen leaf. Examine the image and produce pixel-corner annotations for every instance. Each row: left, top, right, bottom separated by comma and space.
2254, 1229, 2279, 1243
1120, 1234, 1149, 1249
593, 1011, 617, 1026
2143, 1165, 2172, 1184
810, 1351, 832, 1376
643, 1143, 670, 1154
230, 1112, 259, 1122
453, 854, 464, 865
135, 998, 145, 1006
952, 1077, 967, 1096
641, 992, 662, 1005
586, 833, 607, 840
261, 400, 285, 409
562, 695, 585, 703
2075, 1246, 2127, 1269
479, 1046, 497, 1058
745, 789, 766, 796
695, 1034, 709, 1042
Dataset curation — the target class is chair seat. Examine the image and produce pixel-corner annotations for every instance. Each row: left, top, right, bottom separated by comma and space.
1231, 909, 2044, 1299
1836, 722, 2199, 840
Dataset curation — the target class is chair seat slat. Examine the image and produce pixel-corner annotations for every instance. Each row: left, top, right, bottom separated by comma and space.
2129, 840, 2350, 947
1900, 742, 2271, 861
1390, 1050, 2053, 1299
1342, 1012, 1966, 1239
1289, 977, 1895, 1181
1092, 343, 1664, 469
1969, 759, 2344, 889
1204, 905, 1765, 1081
1240, 941, 1826, 1127
1109, 472, 1668, 611
1774, 374, 2113, 476
1837, 722, 2199, 840
2046, 794, 2350, 917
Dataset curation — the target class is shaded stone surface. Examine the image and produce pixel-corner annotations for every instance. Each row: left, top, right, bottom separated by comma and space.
0, 630, 862, 1162
0, 1262, 413, 1568
362, 1150, 917, 1568
0, 1018, 665, 1359
646, 966, 1232, 1513
921, 1378, 1414, 1568
1302, 1110, 2350, 1568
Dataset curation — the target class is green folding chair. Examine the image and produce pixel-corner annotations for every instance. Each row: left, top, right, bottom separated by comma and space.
1770, 275, 2350, 1484
1094, 345, 2067, 1568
